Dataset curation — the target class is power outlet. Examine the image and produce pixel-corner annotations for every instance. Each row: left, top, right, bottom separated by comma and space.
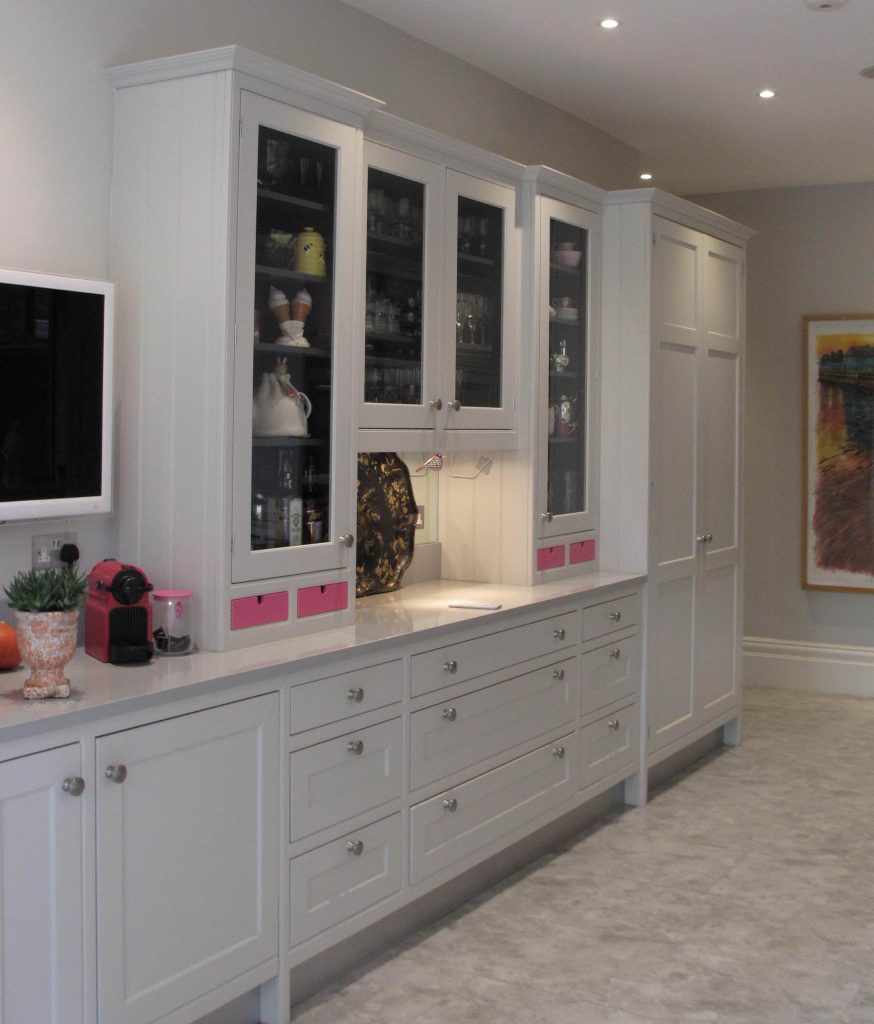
32, 532, 78, 570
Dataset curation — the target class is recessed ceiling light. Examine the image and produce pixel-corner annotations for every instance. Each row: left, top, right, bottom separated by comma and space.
758, 88, 776, 99
599, 17, 621, 29
640, 172, 653, 181
804, 0, 846, 9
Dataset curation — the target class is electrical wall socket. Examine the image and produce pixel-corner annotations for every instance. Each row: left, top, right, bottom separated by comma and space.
32, 532, 78, 570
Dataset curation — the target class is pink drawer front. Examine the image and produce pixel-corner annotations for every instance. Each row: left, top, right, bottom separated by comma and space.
536, 545, 566, 571
569, 539, 597, 564
231, 591, 289, 630
297, 582, 349, 618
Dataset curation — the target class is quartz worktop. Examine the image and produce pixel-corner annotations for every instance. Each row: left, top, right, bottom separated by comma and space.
0, 572, 644, 743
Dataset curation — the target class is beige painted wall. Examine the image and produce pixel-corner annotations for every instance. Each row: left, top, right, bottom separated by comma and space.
692, 183, 874, 648
0, 0, 638, 598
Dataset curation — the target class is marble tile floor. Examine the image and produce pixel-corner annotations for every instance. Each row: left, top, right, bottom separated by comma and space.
293, 687, 874, 1023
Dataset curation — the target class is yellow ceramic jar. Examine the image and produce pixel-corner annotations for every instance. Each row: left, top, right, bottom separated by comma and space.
293, 227, 326, 277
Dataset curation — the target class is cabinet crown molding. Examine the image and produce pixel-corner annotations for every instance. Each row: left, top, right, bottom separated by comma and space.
107, 45, 385, 122
522, 165, 606, 209
605, 187, 755, 246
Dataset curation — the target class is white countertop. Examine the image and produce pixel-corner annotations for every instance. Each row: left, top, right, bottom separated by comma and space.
0, 573, 644, 743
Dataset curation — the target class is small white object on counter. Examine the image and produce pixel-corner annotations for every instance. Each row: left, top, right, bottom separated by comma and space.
448, 600, 502, 610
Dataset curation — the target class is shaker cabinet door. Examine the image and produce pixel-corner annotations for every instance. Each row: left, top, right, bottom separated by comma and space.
96, 694, 279, 1024
0, 744, 86, 1024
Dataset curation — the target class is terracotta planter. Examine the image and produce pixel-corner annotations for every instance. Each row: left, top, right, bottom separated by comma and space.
15, 610, 79, 699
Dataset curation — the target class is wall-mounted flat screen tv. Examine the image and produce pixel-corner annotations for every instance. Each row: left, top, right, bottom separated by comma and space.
0, 268, 114, 521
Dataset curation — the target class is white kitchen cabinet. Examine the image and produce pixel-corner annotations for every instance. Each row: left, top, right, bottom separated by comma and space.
109, 47, 384, 650
602, 190, 751, 766
95, 694, 279, 1024
359, 114, 522, 450
0, 744, 86, 1024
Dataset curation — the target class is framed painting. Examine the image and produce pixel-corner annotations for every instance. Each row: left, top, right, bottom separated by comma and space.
803, 313, 874, 592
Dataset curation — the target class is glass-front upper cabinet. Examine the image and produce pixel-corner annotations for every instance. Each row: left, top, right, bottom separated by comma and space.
361, 143, 443, 431
538, 196, 600, 539
232, 92, 358, 583
445, 170, 516, 432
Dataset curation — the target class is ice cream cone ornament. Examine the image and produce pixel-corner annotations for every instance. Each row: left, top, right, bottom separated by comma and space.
268, 285, 311, 347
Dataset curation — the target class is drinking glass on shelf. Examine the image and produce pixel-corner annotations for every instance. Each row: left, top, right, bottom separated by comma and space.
478, 216, 490, 256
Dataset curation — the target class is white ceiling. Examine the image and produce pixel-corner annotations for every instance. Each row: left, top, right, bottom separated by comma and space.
339, 0, 874, 194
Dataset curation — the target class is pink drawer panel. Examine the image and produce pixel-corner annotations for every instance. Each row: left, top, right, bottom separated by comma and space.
569, 539, 597, 564
536, 545, 566, 571
297, 582, 349, 618
231, 591, 289, 630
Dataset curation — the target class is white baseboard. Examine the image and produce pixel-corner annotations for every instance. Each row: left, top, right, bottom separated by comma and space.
744, 636, 874, 698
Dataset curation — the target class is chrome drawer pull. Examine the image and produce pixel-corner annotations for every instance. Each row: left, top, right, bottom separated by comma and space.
608, 610, 622, 622
553, 627, 566, 640
541, 511, 553, 522
442, 707, 458, 721
610, 648, 621, 659
105, 764, 127, 784
442, 797, 458, 812
430, 398, 443, 411
62, 776, 85, 797
347, 739, 365, 755
347, 839, 364, 856
443, 660, 458, 674
552, 745, 566, 759
347, 687, 365, 703
552, 668, 565, 681
448, 398, 461, 412
608, 719, 620, 730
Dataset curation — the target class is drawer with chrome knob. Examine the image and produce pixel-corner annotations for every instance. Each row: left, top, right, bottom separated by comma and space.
442, 797, 458, 812
608, 719, 620, 730
347, 686, 365, 703
552, 667, 566, 681
346, 738, 365, 755
553, 627, 566, 640
346, 839, 364, 856
442, 659, 458, 674
442, 707, 458, 721
552, 745, 566, 759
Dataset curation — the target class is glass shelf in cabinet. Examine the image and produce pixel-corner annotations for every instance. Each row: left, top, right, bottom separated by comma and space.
257, 187, 329, 214
252, 436, 326, 447
365, 330, 421, 346
255, 342, 332, 359
365, 354, 422, 368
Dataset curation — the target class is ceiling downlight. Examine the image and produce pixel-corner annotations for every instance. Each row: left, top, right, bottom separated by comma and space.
598, 17, 621, 29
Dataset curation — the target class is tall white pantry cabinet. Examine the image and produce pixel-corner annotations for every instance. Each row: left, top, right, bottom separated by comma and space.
601, 190, 752, 766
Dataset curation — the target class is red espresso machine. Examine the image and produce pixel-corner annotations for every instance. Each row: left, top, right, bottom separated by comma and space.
85, 559, 154, 664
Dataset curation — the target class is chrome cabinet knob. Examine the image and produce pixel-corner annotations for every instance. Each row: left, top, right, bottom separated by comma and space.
347, 687, 365, 703
430, 398, 443, 411
448, 399, 461, 412
553, 627, 566, 640
608, 719, 620, 731
610, 648, 621, 659
541, 511, 554, 522
346, 739, 364, 755
705, 532, 713, 543
62, 776, 85, 797
347, 839, 364, 856
608, 610, 621, 622
105, 764, 127, 784
552, 668, 565, 681
443, 660, 458, 674
552, 745, 566, 759
697, 534, 707, 544
339, 533, 355, 548
442, 797, 458, 812
442, 707, 458, 721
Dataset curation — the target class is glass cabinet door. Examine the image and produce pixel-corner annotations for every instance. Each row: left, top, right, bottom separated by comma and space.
445, 170, 516, 431
233, 93, 357, 583
539, 198, 599, 537
360, 144, 443, 430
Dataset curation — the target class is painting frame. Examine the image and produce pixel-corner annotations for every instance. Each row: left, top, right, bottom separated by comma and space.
803, 313, 874, 593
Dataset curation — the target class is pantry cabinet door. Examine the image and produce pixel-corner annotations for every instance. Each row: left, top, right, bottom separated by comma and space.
0, 744, 85, 1024
96, 694, 278, 1024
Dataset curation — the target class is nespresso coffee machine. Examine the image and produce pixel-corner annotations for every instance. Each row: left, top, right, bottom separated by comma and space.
85, 560, 154, 664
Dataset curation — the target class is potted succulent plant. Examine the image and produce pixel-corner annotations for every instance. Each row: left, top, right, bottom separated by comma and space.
3, 567, 88, 698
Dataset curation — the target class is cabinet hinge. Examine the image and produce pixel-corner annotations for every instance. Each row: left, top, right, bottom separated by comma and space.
652, 232, 656, 247
230, 535, 234, 555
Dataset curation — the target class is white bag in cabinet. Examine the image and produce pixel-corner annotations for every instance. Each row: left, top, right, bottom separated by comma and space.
253, 357, 312, 437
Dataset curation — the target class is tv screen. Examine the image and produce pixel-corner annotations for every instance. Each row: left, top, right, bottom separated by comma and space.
0, 269, 113, 520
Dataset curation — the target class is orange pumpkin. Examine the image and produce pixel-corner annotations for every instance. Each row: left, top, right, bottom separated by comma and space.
0, 622, 21, 670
